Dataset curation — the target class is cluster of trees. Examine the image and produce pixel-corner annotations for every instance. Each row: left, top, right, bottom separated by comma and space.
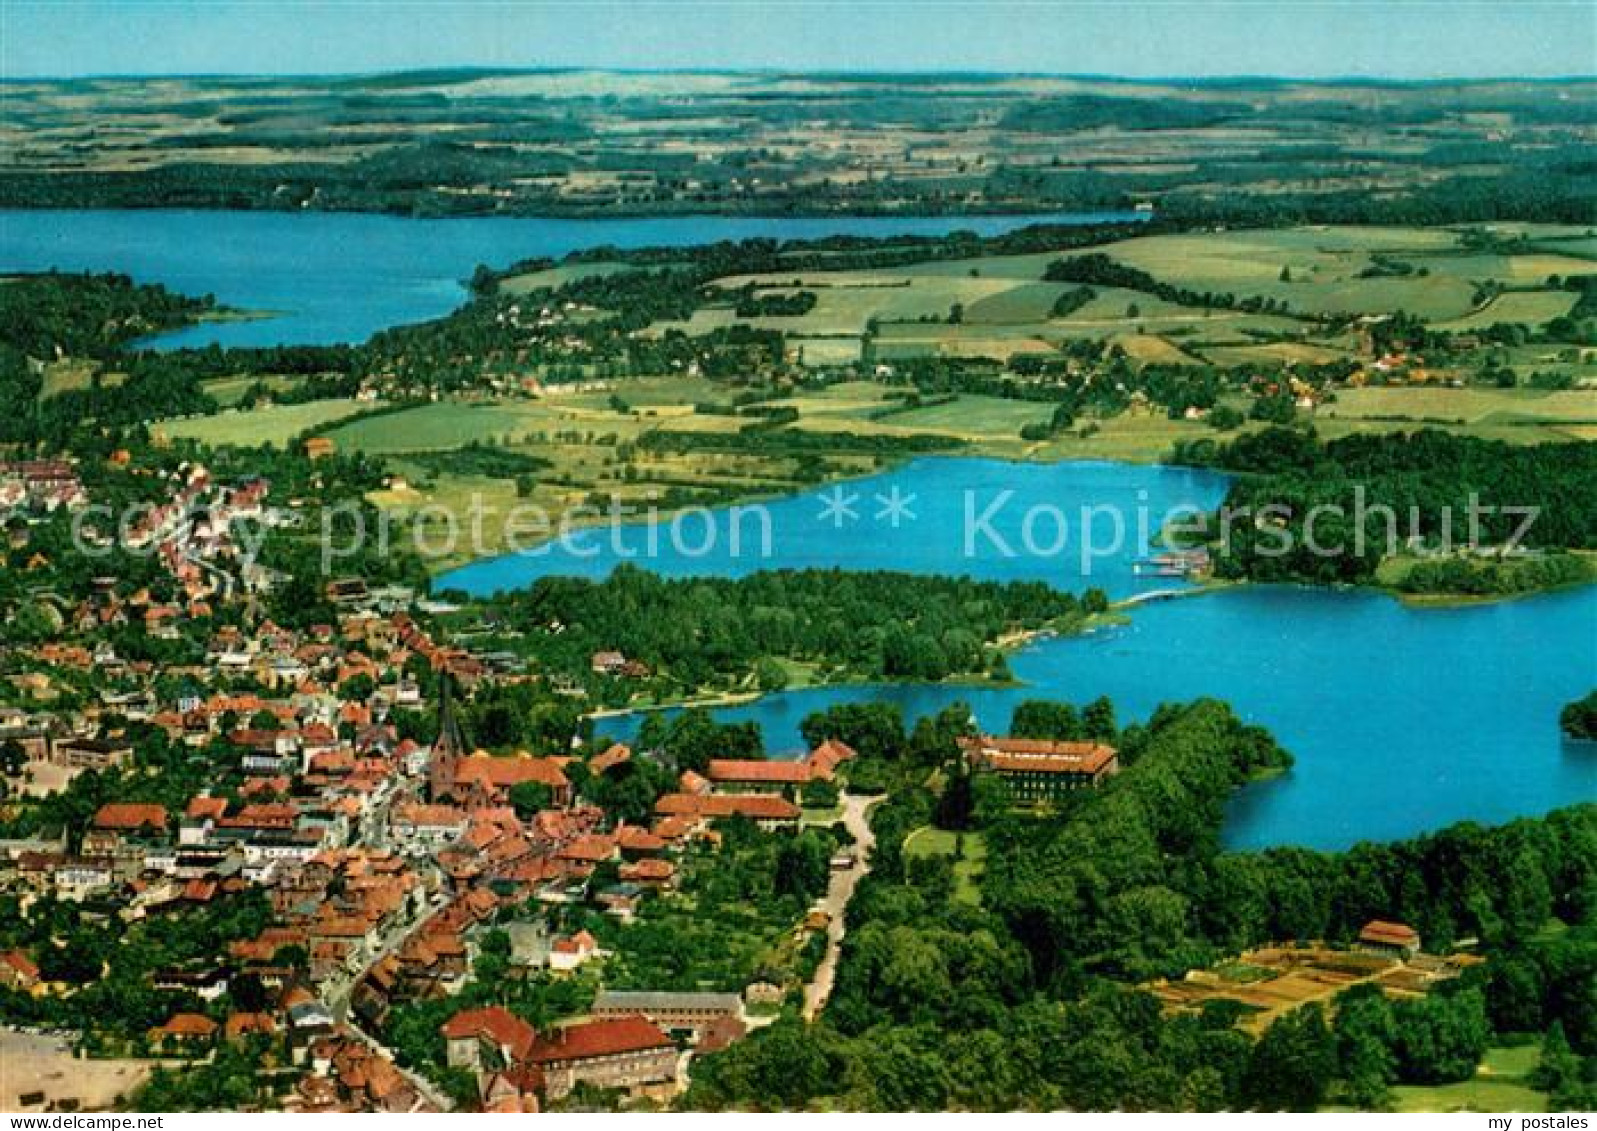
985, 700, 1294, 984
1561, 690, 1597, 741
1048, 283, 1097, 318
1010, 696, 1120, 742
734, 287, 819, 318
487, 222, 1149, 294
130, 1037, 290, 1111
1044, 253, 1299, 316
1393, 551, 1594, 597
595, 817, 840, 992
464, 565, 1083, 695
1172, 427, 1597, 586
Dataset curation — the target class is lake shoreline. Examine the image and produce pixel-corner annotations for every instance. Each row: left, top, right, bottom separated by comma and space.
429, 451, 1596, 611
428, 449, 1227, 583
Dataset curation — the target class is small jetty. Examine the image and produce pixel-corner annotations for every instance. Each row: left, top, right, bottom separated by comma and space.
1133, 547, 1211, 579
1119, 587, 1191, 608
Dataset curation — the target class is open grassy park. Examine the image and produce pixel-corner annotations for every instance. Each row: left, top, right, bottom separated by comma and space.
901, 826, 986, 905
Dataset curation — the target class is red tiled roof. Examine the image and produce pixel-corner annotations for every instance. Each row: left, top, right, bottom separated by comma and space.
1, 950, 39, 981
558, 834, 617, 863
225, 1012, 277, 1040
807, 738, 858, 775
963, 736, 1117, 776
396, 804, 466, 829
454, 753, 569, 791
530, 1015, 671, 1064
155, 1013, 218, 1038
441, 1006, 537, 1063
620, 858, 675, 883
651, 817, 692, 841
551, 930, 596, 955
186, 796, 228, 821
92, 803, 168, 831
589, 743, 632, 774
655, 793, 801, 821
707, 759, 811, 785
1359, 920, 1420, 947
617, 826, 666, 853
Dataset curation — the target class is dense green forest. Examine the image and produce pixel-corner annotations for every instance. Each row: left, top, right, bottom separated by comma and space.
446, 565, 1094, 699
0, 271, 214, 358
684, 698, 1597, 1110
0, 273, 223, 447
1171, 428, 1597, 587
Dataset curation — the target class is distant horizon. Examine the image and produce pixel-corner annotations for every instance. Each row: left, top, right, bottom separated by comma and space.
6, 64, 1596, 85
5, 2, 1594, 82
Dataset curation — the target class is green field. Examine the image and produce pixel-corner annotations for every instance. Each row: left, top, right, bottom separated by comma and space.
37, 359, 102, 399
1386, 1044, 1546, 1114
884, 395, 1055, 435
902, 826, 986, 904
155, 397, 376, 447
1435, 290, 1579, 331
687, 224, 1595, 371
201, 374, 307, 407
499, 260, 641, 294
1317, 387, 1597, 446
326, 401, 547, 453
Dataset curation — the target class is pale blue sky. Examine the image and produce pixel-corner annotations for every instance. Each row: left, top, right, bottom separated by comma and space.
3, 1, 1593, 80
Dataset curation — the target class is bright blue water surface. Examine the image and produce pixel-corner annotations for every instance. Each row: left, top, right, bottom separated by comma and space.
441, 458, 1597, 852
437, 457, 1234, 598
0, 208, 1142, 348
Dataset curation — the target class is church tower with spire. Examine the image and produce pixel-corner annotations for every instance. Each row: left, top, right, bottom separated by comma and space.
429, 668, 469, 801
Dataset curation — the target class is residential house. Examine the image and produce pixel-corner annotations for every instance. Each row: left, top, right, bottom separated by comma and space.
547, 930, 599, 973
0, 950, 40, 992
85, 803, 169, 856
148, 1013, 219, 1052
441, 1006, 537, 1071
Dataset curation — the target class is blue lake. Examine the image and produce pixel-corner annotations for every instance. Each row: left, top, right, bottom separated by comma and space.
592, 584, 1597, 852
0, 208, 1143, 349
436, 457, 1234, 599
438, 458, 1597, 853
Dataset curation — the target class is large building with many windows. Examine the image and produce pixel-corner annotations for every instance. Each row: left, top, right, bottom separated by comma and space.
959, 735, 1119, 802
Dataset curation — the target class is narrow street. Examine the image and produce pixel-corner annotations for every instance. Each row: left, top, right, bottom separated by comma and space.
801, 792, 878, 1021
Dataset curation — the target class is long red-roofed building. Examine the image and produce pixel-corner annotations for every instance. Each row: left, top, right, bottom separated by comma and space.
529, 1015, 676, 1100
654, 792, 800, 829
958, 734, 1119, 801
